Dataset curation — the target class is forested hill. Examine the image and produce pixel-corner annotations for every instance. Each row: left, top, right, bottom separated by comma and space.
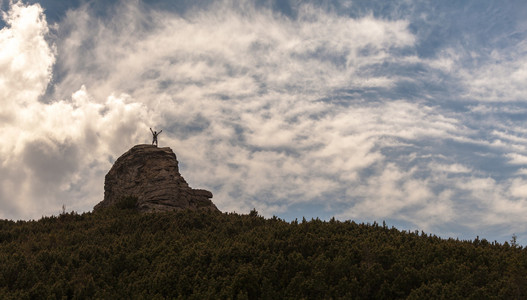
1, 206, 526, 299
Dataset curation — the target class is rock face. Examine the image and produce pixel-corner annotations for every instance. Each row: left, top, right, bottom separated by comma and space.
94, 144, 218, 213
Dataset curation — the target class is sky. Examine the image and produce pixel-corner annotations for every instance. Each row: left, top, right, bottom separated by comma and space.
1, 0, 527, 244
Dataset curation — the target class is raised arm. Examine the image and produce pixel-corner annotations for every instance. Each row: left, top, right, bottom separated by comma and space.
158, 130, 162, 135
150, 128, 154, 134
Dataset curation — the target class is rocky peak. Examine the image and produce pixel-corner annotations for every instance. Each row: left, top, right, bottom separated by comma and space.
94, 144, 218, 213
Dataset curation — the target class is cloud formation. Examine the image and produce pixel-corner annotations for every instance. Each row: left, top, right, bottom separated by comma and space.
0, 2, 151, 218
2, 0, 527, 244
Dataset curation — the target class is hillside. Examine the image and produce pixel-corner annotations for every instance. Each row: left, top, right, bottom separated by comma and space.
0, 204, 526, 299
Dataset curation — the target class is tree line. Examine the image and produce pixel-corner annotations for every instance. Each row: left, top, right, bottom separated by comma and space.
0, 201, 526, 299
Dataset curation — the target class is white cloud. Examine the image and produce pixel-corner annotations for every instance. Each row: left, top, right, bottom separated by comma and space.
506, 153, 527, 165
50, 1, 416, 102
0, 2, 53, 150
449, 39, 527, 102
431, 162, 472, 175
509, 178, 527, 198
0, 2, 154, 218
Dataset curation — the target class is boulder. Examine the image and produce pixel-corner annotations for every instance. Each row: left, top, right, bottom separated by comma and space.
94, 144, 219, 213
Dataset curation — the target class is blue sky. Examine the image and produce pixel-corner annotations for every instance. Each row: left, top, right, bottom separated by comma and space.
1, 0, 527, 244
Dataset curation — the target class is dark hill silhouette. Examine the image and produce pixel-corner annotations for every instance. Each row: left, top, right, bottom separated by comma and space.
0, 210, 526, 298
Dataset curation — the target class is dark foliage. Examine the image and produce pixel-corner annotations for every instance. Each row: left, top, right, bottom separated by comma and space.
115, 196, 139, 210
0, 209, 526, 299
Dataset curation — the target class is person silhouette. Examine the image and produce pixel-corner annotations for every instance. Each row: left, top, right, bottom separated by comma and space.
150, 128, 162, 146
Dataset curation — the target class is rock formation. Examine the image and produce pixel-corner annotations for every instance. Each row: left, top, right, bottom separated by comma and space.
94, 144, 218, 213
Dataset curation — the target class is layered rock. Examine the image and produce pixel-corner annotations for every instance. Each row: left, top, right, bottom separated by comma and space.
94, 144, 218, 213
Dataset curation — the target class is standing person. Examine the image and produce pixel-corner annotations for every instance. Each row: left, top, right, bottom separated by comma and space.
150, 128, 162, 146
